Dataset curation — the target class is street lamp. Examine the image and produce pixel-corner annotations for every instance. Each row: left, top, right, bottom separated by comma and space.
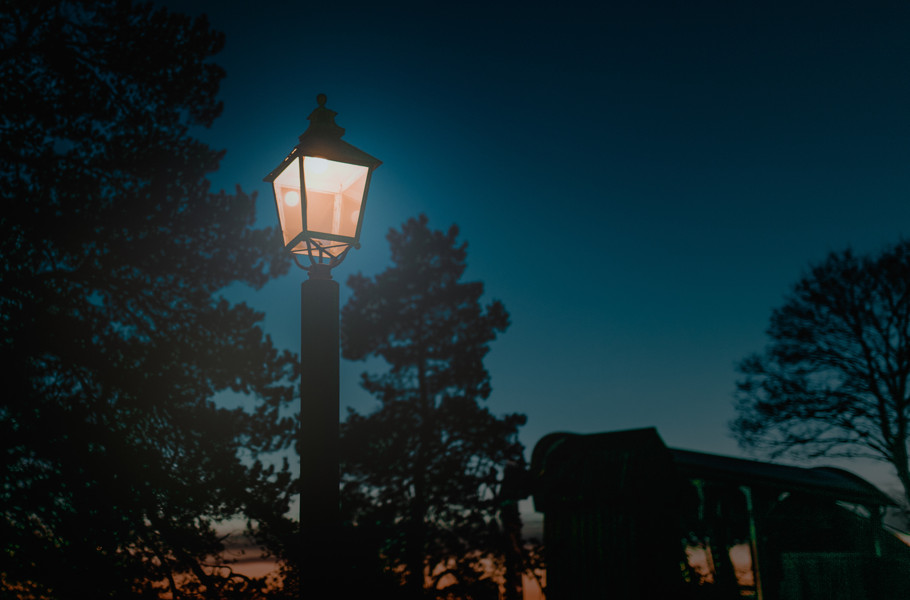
265, 94, 381, 588
266, 93, 382, 275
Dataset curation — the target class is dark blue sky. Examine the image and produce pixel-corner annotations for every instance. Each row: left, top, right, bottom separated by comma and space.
164, 1, 910, 500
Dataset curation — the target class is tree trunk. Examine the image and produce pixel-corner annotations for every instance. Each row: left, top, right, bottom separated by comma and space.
405, 353, 431, 599
500, 496, 524, 600
405, 488, 427, 599
891, 437, 910, 513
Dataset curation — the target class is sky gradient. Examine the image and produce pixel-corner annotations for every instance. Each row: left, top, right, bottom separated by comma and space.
161, 1, 910, 508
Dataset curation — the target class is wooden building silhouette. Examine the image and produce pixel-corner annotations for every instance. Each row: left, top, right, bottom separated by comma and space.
531, 428, 910, 599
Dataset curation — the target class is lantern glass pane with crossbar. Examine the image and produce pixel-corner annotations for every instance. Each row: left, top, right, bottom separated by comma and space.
265, 95, 381, 266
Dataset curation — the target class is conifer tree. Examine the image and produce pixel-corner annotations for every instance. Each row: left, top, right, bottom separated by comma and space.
340, 215, 527, 598
1, 2, 298, 596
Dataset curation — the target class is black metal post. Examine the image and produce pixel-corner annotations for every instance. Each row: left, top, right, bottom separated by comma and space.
299, 267, 339, 591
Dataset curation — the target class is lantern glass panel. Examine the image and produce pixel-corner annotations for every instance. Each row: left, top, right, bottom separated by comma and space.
271, 157, 303, 248
303, 156, 369, 240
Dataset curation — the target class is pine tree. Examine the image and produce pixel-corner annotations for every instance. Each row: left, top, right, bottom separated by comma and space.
1, 2, 297, 597
339, 215, 527, 598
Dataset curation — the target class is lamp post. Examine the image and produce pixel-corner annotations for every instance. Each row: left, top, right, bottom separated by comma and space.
264, 94, 381, 589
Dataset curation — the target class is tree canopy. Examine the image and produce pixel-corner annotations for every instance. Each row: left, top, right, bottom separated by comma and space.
1, 1, 298, 597
339, 215, 530, 599
733, 240, 910, 510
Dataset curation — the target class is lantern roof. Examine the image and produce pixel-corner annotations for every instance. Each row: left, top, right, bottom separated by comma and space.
264, 94, 382, 184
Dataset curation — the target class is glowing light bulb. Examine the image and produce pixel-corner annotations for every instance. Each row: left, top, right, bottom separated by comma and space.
284, 190, 300, 207
306, 157, 329, 174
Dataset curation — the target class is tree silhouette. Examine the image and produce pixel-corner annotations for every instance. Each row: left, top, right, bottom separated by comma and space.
733, 240, 910, 509
1, 2, 297, 597
340, 215, 529, 599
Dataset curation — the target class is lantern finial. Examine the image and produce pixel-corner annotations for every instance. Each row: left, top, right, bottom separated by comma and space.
302, 94, 344, 141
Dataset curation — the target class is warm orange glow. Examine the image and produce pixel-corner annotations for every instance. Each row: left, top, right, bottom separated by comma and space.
271, 157, 303, 248
271, 155, 369, 252
730, 543, 754, 588
305, 156, 329, 174
684, 542, 754, 591
283, 190, 300, 207
426, 555, 545, 599
303, 156, 368, 240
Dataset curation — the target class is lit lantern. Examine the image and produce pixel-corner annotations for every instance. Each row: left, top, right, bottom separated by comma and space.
265, 94, 381, 267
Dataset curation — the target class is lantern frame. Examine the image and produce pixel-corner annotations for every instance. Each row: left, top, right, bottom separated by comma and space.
264, 94, 381, 268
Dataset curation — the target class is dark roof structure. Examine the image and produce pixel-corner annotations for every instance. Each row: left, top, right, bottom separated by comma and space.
532, 428, 896, 510
669, 447, 895, 508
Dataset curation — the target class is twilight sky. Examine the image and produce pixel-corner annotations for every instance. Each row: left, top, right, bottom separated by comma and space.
160, 1, 910, 501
